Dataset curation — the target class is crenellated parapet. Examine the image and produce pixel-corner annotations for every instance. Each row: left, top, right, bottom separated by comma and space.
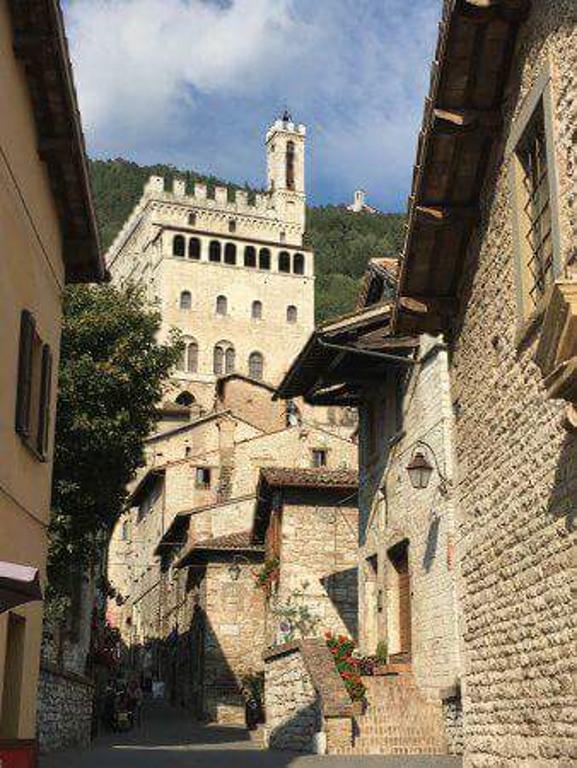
143, 175, 274, 215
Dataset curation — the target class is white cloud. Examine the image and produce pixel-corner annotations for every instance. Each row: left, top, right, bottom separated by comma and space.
66, 0, 300, 140
65, 0, 440, 209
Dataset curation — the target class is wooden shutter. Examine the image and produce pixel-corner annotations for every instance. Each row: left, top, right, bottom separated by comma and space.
37, 344, 53, 457
15, 310, 35, 437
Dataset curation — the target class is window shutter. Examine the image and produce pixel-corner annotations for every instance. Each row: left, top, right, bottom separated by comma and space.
15, 310, 35, 437
37, 344, 53, 457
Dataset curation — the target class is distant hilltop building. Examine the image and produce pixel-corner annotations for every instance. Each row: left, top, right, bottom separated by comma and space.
106, 114, 314, 410
347, 188, 379, 214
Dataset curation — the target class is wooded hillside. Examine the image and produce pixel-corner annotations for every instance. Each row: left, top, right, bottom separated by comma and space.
89, 159, 405, 322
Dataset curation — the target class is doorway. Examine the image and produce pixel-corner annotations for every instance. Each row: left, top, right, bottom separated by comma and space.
0, 612, 25, 737
387, 540, 411, 660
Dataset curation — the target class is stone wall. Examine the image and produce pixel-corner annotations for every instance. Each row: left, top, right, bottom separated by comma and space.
263, 639, 353, 753
37, 664, 93, 752
442, 693, 464, 757
202, 562, 266, 724
264, 644, 321, 752
270, 492, 359, 643
450, 4, 577, 766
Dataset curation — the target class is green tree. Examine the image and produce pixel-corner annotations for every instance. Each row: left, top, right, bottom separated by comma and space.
47, 284, 181, 600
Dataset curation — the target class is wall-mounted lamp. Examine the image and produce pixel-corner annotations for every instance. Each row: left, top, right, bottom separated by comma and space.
229, 562, 242, 581
406, 441, 450, 495
228, 554, 251, 581
406, 451, 434, 490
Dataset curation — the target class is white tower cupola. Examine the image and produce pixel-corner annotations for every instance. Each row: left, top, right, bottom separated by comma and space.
265, 111, 306, 229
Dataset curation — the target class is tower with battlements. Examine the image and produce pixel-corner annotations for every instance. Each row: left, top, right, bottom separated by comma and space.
106, 117, 314, 409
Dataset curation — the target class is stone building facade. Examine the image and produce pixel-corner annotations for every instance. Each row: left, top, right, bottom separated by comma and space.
357, 334, 461, 696
276, 298, 463, 751
107, 376, 358, 723
394, 2, 577, 765
106, 116, 315, 410
277, 3, 576, 762
253, 467, 359, 645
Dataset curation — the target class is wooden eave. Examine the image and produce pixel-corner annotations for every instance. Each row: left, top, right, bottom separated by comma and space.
394, 0, 530, 335
8, 0, 104, 283
275, 305, 417, 404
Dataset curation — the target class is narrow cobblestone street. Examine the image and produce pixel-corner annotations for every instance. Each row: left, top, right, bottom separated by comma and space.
39, 704, 463, 768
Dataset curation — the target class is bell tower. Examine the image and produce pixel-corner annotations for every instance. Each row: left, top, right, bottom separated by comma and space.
266, 111, 306, 230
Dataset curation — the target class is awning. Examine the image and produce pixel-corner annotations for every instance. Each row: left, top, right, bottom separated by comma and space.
0, 562, 42, 613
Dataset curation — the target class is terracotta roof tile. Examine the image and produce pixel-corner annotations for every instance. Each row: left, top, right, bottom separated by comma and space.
190, 531, 262, 552
260, 467, 358, 489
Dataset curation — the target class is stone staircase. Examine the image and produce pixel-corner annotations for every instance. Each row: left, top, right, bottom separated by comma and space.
335, 671, 448, 756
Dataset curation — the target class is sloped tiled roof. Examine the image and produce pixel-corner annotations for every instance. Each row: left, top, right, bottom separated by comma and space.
175, 530, 263, 569
260, 467, 358, 489
190, 531, 263, 552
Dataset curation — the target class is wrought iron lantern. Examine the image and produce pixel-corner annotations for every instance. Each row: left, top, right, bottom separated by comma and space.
228, 562, 242, 581
406, 450, 434, 490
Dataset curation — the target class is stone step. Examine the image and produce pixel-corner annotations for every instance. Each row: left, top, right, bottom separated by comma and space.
341, 674, 448, 757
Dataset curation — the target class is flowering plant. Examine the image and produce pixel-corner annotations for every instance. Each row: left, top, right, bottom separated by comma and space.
254, 556, 280, 593
325, 631, 366, 701
272, 584, 320, 643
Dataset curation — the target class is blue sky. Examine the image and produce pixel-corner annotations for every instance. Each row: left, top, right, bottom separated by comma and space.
65, 0, 441, 212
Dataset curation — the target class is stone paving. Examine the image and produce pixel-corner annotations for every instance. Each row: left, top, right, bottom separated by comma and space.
39, 703, 463, 768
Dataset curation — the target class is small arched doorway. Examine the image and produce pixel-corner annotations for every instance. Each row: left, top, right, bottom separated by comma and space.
387, 539, 411, 661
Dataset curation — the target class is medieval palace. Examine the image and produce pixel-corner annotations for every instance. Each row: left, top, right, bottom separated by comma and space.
106, 116, 314, 408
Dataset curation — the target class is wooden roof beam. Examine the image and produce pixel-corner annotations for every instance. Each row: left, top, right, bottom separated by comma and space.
460, 0, 531, 24
432, 108, 502, 136
399, 295, 458, 319
414, 205, 478, 227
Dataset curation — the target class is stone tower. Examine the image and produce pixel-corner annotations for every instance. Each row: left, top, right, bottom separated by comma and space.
266, 112, 306, 229
106, 118, 315, 410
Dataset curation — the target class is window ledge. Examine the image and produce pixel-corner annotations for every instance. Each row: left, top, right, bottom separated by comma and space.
18, 432, 47, 463
515, 291, 550, 350
534, 281, 577, 403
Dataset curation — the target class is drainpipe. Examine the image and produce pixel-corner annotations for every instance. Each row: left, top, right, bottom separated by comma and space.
316, 337, 419, 365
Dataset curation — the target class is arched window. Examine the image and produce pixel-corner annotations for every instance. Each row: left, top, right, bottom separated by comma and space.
248, 351, 264, 381
287, 305, 298, 323
244, 245, 256, 267
186, 341, 198, 373
293, 252, 305, 275
216, 295, 227, 315
279, 251, 291, 273
180, 291, 192, 310
251, 300, 262, 320
173, 234, 185, 257
228, 219, 236, 233
176, 391, 195, 406
286, 140, 295, 190
178, 338, 198, 373
213, 345, 224, 375
259, 248, 271, 270
188, 212, 196, 226
225, 346, 235, 374
188, 238, 201, 259
214, 341, 234, 375
209, 240, 221, 262
224, 242, 237, 265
